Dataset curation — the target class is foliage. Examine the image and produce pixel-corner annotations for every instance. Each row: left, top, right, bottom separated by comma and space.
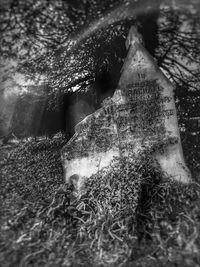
1, 0, 200, 108
1, 0, 200, 144
0, 135, 66, 202
1, 137, 200, 266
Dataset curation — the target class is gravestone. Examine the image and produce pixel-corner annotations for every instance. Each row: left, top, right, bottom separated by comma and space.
61, 26, 191, 191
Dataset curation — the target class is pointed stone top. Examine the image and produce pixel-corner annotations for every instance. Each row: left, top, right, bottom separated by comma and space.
117, 25, 155, 89
125, 26, 143, 50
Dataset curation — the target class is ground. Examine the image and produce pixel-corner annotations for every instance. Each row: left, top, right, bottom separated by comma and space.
1, 136, 200, 267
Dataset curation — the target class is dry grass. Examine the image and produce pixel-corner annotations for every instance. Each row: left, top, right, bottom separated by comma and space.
1, 136, 200, 266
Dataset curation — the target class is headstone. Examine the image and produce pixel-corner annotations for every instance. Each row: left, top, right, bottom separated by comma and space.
61, 26, 191, 191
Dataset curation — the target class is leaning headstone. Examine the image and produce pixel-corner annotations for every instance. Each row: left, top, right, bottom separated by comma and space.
61, 26, 191, 191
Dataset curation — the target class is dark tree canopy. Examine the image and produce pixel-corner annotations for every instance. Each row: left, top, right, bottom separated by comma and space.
0, 0, 200, 139
1, 0, 200, 100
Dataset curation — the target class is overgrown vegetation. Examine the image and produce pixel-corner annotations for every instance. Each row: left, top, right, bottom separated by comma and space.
1, 136, 200, 266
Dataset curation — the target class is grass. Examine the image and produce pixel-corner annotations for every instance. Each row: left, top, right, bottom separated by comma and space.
1, 136, 200, 267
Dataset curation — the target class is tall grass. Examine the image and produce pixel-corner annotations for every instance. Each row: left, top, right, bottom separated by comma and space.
1, 137, 200, 266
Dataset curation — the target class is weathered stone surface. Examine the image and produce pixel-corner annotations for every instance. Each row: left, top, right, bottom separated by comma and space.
61, 26, 191, 190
